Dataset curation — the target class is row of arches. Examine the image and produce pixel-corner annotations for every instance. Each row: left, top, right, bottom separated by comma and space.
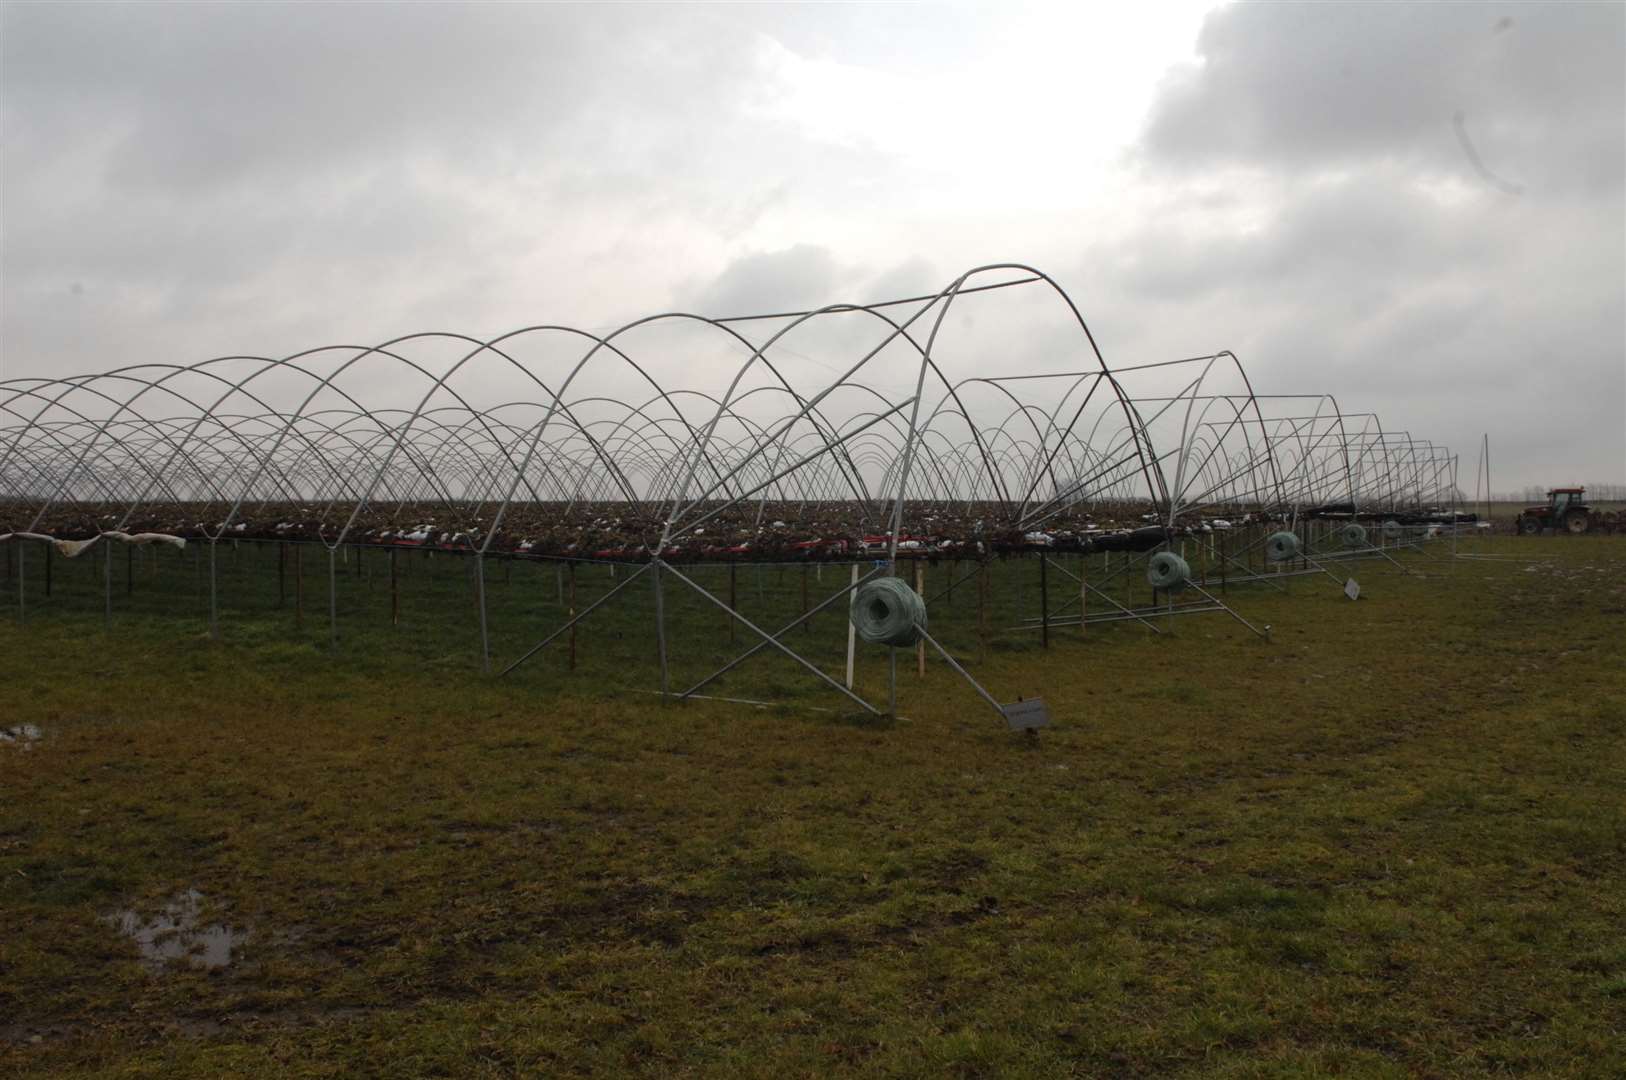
2, 265, 1459, 557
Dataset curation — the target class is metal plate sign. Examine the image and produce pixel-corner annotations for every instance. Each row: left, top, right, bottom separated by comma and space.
1002, 698, 1051, 730
1344, 578, 1361, 601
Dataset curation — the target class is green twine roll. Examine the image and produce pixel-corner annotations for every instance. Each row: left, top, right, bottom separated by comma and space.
851, 575, 926, 646
1383, 520, 1403, 538
1340, 523, 1368, 547
1145, 550, 1191, 591
1265, 530, 1301, 562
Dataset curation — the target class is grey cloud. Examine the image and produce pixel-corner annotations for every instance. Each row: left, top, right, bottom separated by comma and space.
863, 257, 940, 304
1143, 2, 1624, 196
681, 245, 840, 317
1, 2, 817, 373
1104, 1, 1624, 485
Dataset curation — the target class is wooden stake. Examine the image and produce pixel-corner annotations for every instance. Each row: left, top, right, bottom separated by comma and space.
1040, 554, 1050, 650
914, 560, 925, 677
1079, 556, 1087, 637
728, 563, 737, 644
978, 559, 989, 663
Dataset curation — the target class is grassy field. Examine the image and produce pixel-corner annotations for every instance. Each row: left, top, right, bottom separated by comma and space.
2, 535, 1624, 1077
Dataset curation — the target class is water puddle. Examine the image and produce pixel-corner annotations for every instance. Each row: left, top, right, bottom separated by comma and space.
108, 889, 246, 971
0, 724, 42, 747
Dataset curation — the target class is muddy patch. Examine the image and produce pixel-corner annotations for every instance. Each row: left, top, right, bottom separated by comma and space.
107, 889, 247, 971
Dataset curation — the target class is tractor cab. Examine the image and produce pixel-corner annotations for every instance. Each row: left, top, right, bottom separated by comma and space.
1548, 488, 1585, 513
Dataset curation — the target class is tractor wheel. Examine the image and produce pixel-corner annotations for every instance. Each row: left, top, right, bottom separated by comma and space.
1565, 510, 1589, 535
1518, 515, 1541, 535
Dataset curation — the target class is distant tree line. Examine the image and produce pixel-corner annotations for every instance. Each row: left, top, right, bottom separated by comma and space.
1495, 482, 1626, 502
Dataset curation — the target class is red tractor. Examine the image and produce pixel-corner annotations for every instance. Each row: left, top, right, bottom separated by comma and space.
1516, 487, 1592, 534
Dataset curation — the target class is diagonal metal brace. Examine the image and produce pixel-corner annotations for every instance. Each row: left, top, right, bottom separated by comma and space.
678, 563, 888, 700
496, 560, 652, 677
656, 559, 881, 715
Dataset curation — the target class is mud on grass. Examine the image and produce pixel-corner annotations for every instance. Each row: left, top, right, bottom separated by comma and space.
2, 537, 1624, 1077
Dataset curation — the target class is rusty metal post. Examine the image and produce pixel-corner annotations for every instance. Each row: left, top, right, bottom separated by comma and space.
1079, 555, 1086, 637
1040, 553, 1050, 650
727, 562, 737, 644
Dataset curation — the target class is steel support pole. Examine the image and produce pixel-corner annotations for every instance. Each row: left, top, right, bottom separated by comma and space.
916, 625, 1005, 722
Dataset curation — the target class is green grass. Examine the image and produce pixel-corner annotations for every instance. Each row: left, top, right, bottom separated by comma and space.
2, 534, 1624, 1077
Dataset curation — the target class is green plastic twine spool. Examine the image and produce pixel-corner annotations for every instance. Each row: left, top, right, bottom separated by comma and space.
1383, 519, 1403, 539
1265, 530, 1301, 563
851, 575, 926, 646
1340, 523, 1368, 547
1145, 551, 1191, 591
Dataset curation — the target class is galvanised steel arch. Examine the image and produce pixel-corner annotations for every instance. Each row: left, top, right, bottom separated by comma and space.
2, 264, 1465, 717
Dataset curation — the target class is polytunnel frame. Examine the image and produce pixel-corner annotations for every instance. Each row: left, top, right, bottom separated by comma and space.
1001, 352, 1290, 640
490, 263, 1163, 721
2, 261, 1469, 724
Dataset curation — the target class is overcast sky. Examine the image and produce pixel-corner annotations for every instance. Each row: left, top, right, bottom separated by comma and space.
3, 0, 1622, 491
